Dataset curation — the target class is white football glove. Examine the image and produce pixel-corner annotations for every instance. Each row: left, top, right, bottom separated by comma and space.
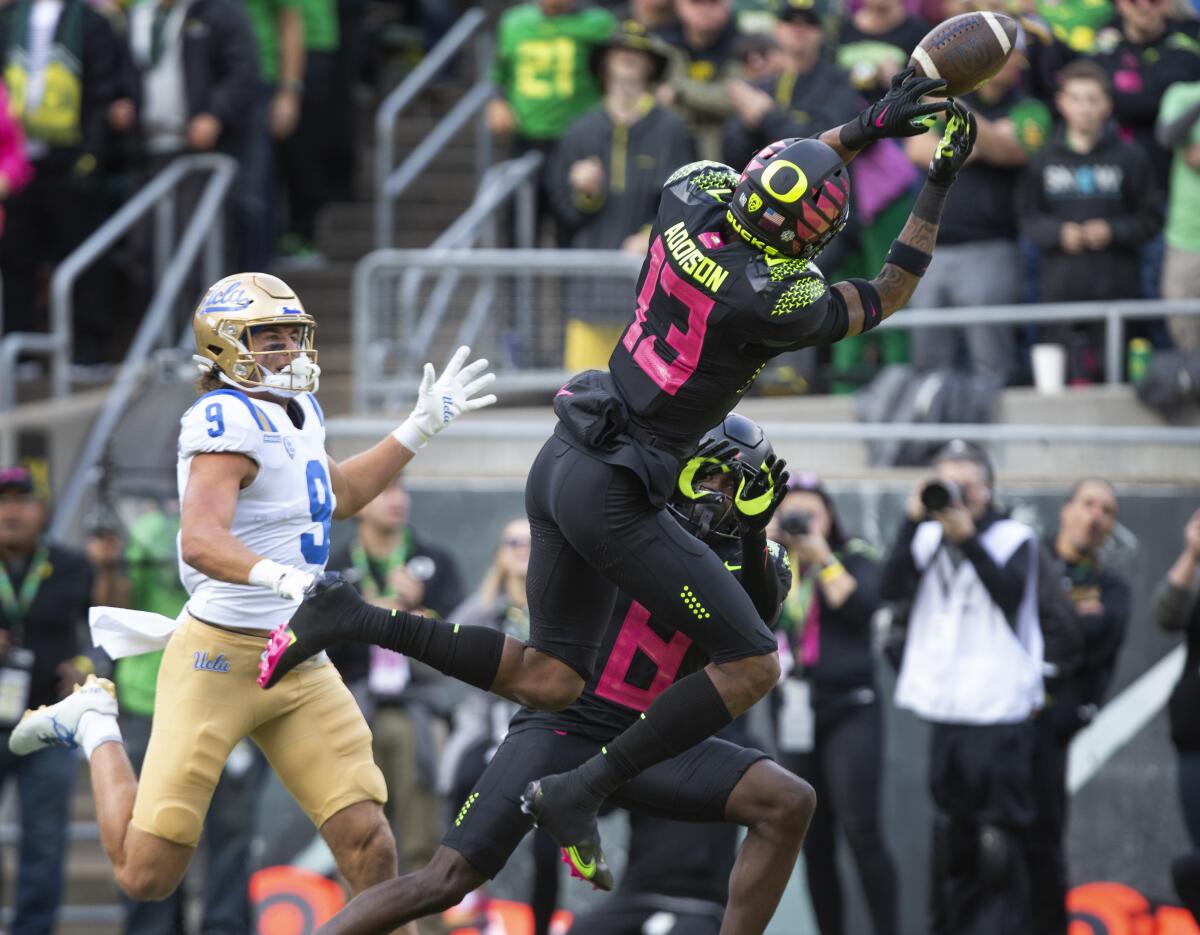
392, 345, 498, 452
248, 559, 315, 602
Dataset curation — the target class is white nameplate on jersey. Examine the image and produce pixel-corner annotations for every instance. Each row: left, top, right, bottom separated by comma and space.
0, 648, 34, 728
777, 677, 815, 753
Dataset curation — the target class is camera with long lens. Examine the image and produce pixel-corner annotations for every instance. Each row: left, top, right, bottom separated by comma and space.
920, 479, 963, 514
778, 511, 811, 537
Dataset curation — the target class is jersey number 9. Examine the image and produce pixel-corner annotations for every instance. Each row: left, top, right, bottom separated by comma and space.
301, 459, 333, 564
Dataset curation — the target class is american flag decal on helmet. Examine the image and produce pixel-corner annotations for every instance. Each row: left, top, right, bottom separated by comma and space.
761, 207, 785, 230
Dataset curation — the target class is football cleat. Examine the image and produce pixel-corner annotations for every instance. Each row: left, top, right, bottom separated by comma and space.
521, 775, 613, 892
8, 674, 117, 756
257, 573, 358, 688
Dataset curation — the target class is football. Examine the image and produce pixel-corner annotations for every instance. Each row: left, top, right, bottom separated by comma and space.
909, 11, 1021, 98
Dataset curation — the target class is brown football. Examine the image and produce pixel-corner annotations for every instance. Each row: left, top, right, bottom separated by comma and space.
909, 12, 1020, 97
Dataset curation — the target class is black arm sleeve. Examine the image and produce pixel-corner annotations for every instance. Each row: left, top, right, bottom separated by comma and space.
739, 531, 782, 624
881, 519, 922, 602
961, 536, 1031, 626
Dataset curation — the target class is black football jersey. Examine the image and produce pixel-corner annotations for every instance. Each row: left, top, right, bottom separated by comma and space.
606, 160, 850, 449
514, 539, 792, 741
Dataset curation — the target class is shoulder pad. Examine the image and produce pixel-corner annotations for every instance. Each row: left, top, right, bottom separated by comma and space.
768, 539, 793, 572
180, 389, 274, 459
664, 160, 740, 201
748, 255, 829, 319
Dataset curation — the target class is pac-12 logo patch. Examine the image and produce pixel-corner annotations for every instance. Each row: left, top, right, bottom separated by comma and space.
283, 437, 296, 459
747, 193, 763, 213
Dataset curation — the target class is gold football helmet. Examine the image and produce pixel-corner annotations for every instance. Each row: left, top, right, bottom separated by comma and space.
192, 273, 320, 396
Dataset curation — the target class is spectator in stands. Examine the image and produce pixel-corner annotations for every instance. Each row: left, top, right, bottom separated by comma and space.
488, 0, 616, 244
89, 505, 266, 935
837, 0, 930, 102
1157, 79, 1200, 352
1017, 60, 1161, 383
621, 0, 676, 33
722, 0, 861, 170
1088, 0, 1200, 192
903, 52, 1051, 385
439, 519, 561, 935
732, 30, 782, 85
882, 441, 1043, 935
0, 466, 95, 935
110, 0, 258, 314
278, 0, 339, 265
0, 78, 33, 239
769, 473, 899, 935
240, 0, 305, 270
1031, 479, 1129, 935
0, 0, 121, 363
1159, 508, 1200, 921
658, 0, 741, 160
117, 0, 258, 168
328, 477, 465, 912
548, 19, 693, 370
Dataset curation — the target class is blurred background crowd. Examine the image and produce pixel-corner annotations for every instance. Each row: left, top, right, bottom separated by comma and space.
0, 0, 1198, 389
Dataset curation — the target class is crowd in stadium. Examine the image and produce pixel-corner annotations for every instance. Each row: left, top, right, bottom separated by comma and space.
0, 0, 1197, 383
0, 0, 1199, 934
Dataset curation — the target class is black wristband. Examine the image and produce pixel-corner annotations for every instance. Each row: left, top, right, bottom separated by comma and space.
839, 120, 869, 152
847, 277, 884, 332
912, 179, 951, 224
885, 239, 933, 277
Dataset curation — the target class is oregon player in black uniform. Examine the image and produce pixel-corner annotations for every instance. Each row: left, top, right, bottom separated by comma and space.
302, 418, 812, 935
259, 70, 977, 896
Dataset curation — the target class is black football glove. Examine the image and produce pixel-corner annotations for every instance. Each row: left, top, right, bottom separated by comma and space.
689, 436, 741, 486
840, 67, 950, 151
927, 100, 978, 186
734, 454, 789, 534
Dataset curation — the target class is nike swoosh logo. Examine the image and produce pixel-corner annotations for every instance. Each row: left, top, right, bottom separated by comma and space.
565, 846, 595, 877
874, 105, 890, 128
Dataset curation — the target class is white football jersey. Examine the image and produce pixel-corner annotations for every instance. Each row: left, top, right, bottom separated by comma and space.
176, 389, 335, 631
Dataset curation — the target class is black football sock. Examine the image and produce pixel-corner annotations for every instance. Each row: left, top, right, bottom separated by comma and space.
303, 579, 506, 691
573, 669, 733, 804
365, 606, 506, 692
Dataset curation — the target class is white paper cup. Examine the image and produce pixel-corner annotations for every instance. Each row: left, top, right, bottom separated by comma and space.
1031, 343, 1067, 395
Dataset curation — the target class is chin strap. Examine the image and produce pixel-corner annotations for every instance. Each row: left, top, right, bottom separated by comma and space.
195, 354, 321, 397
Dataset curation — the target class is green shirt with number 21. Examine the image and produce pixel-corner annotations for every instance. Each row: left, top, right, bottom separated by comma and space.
492, 3, 615, 141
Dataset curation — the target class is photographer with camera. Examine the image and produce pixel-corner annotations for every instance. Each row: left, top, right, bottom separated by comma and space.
881, 440, 1043, 935
768, 474, 899, 935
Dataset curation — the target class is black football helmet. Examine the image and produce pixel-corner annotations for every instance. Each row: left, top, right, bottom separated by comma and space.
726, 137, 850, 259
669, 413, 778, 542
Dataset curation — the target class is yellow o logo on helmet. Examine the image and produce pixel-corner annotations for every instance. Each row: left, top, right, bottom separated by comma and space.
760, 160, 809, 204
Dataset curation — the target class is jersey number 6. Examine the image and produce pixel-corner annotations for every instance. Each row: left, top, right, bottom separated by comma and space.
622, 237, 715, 396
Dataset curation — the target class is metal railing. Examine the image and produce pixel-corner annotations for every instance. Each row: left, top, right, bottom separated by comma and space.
350, 248, 1200, 412
0, 153, 235, 411
353, 247, 641, 412
47, 155, 237, 541
392, 150, 542, 377
374, 7, 492, 249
